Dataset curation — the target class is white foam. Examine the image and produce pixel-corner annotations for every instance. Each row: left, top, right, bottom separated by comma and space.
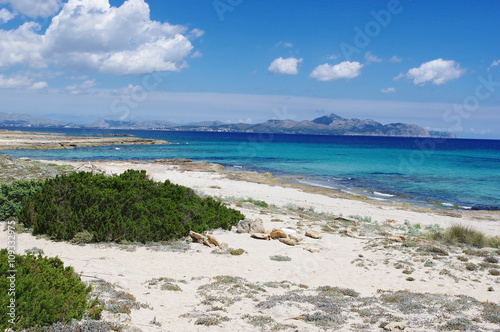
373, 191, 395, 197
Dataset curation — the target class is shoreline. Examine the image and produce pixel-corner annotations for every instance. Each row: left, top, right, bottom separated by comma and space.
0, 129, 168, 149
1, 156, 500, 331
42, 158, 500, 236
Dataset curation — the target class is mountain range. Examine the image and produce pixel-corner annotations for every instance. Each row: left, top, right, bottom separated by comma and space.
0, 112, 456, 138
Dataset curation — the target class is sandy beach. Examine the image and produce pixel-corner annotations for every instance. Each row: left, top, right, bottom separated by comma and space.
2, 159, 499, 331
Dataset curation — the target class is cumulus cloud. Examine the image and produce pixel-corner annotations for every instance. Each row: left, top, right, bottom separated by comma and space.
0, 0, 62, 18
381, 87, 396, 94
365, 51, 382, 64
268, 57, 302, 75
0, 74, 46, 89
0, 8, 15, 23
489, 59, 500, 71
0, 0, 201, 75
309, 61, 363, 81
407, 58, 465, 85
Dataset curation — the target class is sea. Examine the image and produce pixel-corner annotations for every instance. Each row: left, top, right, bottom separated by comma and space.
1, 127, 499, 211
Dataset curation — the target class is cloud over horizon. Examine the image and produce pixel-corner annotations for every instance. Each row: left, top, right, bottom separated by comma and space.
309, 61, 363, 81
407, 58, 465, 85
268, 57, 302, 75
0, 0, 201, 75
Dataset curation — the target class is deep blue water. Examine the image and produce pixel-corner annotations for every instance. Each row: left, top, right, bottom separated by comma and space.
1, 126, 499, 210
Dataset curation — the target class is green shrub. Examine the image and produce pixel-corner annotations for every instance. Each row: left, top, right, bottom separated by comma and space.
0, 249, 101, 330
0, 179, 43, 221
18, 170, 244, 243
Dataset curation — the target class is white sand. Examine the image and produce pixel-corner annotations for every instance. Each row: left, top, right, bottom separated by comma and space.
2, 160, 499, 331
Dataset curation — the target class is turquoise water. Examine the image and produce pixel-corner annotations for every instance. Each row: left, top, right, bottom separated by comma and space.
1, 127, 499, 210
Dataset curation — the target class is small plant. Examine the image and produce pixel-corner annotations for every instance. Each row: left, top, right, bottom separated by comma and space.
489, 269, 500, 276
270, 255, 291, 262
70, 231, 94, 245
465, 262, 478, 271
229, 248, 244, 255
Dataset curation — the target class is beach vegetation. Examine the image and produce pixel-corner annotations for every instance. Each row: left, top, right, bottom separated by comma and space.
0, 249, 102, 330
0, 178, 43, 221
425, 224, 500, 248
18, 170, 244, 243
270, 255, 291, 261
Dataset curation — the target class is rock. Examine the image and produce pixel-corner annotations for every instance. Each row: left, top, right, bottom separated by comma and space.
207, 234, 220, 247
304, 246, 320, 253
203, 239, 215, 248
218, 242, 228, 250
388, 235, 408, 243
250, 218, 266, 233
282, 228, 297, 236
189, 231, 205, 243
384, 321, 406, 330
237, 219, 253, 233
279, 238, 297, 246
251, 233, 271, 240
271, 228, 288, 239
305, 230, 322, 239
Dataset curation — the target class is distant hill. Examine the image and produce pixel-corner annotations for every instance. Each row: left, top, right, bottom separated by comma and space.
0, 112, 68, 127
172, 113, 457, 138
0, 112, 457, 138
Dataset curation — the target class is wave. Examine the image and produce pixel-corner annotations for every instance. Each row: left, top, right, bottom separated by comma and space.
373, 191, 395, 197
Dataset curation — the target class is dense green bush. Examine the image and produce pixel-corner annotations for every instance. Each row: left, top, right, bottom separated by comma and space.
19, 170, 244, 243
0, 249, 101, 330
0, 179, 43, 221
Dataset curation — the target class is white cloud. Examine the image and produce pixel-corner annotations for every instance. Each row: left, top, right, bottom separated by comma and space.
0, 73, 46, 88
327, 54, 339, 60
381, 87, 396, 94
29, 81, 48, 89
389, 55, 402, 63
0, 8, 15, 23
0, 0, 62, 18
407, 58, 465, 85
489, 59, 500, 71
268, 57, 302, 75
276, 41, 293, 48
190, 50, 203, 58
0, 0, 200, 75
365, 51, 382, 64
393, 72, 404, 81
309, 61, 363, 81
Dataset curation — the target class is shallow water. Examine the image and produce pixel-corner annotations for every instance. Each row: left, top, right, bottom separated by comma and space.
1, 127, 499, 210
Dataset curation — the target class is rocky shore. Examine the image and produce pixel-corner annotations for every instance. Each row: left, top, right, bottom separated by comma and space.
0, 130, 168, 150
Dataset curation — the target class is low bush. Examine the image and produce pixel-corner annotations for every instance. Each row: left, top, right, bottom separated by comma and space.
0, 179, 43, 221
18, 170, 244, 243
0, 249, 102, 330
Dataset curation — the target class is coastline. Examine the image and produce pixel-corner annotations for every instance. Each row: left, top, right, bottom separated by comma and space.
2, 156, 500, 331
0, 129, 168, 149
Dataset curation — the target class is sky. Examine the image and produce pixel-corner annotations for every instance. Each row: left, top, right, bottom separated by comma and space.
0, 0, 499, 138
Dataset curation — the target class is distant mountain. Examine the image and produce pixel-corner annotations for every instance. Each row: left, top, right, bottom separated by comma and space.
173, 113, 457, 138
0, 112, 69, 127
0, 112, 457, 138
84, 119, 178, 129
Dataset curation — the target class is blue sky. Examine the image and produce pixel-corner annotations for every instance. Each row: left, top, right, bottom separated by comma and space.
0, 0, 499, 138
